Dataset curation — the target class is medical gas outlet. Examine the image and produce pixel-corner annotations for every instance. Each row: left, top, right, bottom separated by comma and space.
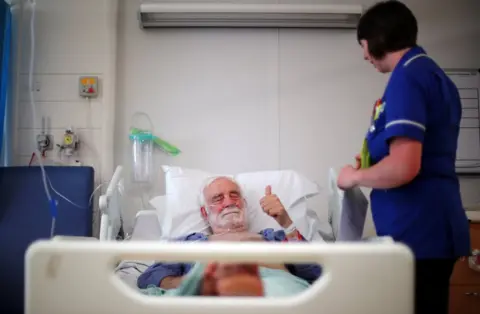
57, 128, 80, 157
35, 117, 53, 155
36, 133, 53, 155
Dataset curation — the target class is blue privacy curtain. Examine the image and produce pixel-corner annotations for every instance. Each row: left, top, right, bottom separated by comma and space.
0, 0, 11, 166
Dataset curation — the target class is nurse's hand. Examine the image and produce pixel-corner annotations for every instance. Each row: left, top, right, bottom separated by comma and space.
355, 154, 361, 169
337, 165, 359, 190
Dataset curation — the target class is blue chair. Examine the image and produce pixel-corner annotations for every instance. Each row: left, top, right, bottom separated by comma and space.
0, 166, 94, 313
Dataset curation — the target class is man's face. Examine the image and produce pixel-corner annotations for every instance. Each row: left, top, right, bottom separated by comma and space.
202, 177, 247, 233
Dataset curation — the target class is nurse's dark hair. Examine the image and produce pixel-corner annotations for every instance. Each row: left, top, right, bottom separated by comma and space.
357, 0, 418, 60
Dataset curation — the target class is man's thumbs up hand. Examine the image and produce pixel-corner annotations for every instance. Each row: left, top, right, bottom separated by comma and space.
265, 185, 272, 196
259, 185, 292, 229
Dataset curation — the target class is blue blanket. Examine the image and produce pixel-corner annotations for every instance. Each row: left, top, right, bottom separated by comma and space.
142, 263, 310, 297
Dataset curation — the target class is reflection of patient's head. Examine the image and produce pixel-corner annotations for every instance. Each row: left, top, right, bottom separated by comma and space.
200, 177, 248, 234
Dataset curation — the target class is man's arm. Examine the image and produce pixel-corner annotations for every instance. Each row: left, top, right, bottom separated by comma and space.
280, 229, 324, 284
137, 233, 205, 289
137, 262, 188, 289
159, 275, 185, 289
285, 264, 322, 284
260, 228, 306, 242
284, 228, 306, 241
261, 228, 322, 284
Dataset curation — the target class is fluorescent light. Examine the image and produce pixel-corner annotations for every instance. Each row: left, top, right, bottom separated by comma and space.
139, 3, 363, 29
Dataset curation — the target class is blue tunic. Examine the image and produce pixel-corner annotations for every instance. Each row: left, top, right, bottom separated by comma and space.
366, 46, 471, 259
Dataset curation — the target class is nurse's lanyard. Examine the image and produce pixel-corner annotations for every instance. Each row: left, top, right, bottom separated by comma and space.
360, 99, 383, 169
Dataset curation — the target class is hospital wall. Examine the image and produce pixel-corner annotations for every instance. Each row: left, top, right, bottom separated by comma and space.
12, 0, 117, 234
12, 0, 480, 236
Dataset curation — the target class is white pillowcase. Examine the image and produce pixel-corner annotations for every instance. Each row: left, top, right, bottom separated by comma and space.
151, 165, 323, 240
149, 193, 209, 238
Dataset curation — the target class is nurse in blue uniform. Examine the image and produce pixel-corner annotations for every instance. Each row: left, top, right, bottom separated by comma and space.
336, 1, 471, 314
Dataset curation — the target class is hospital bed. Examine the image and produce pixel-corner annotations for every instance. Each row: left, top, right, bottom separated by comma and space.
25, 165, 413, 313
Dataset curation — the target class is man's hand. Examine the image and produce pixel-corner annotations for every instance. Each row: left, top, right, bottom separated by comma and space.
201, 263, 263, 296
201, 264, 218, 296
260, 185, 293, 228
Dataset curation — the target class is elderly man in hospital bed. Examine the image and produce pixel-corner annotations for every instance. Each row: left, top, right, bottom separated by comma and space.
136, 176, 322, 297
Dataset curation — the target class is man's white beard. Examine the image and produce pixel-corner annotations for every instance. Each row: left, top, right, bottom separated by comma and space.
209, 206, 246, 230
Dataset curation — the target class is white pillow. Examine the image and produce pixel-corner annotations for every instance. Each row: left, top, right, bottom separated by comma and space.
162, 165, 319, 207
149, 194, 210, 238
153, 165, 322, 240
234, 170, 320, 211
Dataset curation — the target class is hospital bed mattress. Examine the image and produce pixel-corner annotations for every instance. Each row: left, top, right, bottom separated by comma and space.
0, 166, 94, 313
